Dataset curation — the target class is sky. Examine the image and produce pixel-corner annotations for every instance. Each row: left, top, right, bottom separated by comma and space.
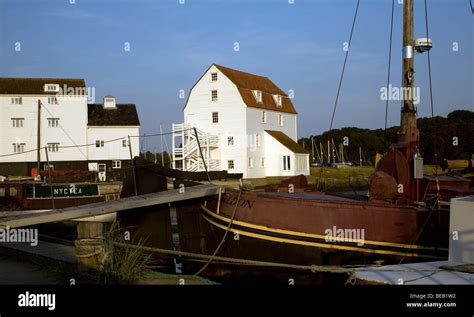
0, 0, 472, 151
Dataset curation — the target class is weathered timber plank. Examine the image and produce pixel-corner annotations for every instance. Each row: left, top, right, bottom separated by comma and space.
0, 184, 219, 228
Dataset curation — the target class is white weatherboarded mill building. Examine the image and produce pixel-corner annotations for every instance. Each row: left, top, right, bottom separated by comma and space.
173, 64, 309, 179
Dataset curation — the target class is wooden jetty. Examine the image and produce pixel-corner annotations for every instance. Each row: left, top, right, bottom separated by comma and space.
0, 184, 219, 228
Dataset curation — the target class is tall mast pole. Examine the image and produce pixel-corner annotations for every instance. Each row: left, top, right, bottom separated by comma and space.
401, 0, 417, 132
37, 100, 41, 173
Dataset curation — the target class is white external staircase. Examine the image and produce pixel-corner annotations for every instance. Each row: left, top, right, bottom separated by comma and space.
172, 123, 220, 172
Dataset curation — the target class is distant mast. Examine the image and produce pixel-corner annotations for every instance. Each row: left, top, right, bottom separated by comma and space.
401, 0, 417, 132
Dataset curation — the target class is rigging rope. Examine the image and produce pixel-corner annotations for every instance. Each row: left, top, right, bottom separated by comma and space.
384, 0, 396, 147
329, 0, 361, 131
194, 186, 243, 276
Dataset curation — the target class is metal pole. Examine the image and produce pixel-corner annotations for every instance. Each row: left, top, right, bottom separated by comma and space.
193, 128, 211, 183
128, 135, 138, 196
401, 0, 416, 132
160, 124, 165, 166
44, 146, 55, 210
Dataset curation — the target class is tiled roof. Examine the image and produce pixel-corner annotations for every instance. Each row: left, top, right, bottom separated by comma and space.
213, 64, 297, 114
265, 130, 308, 154
0, 78, 86, 95
87, 104, 140, 126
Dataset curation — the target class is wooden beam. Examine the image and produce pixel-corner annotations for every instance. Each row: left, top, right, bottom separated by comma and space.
0, 184, 219, 228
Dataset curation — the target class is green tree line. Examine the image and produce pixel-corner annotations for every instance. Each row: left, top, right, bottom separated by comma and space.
298, 110, 474, 165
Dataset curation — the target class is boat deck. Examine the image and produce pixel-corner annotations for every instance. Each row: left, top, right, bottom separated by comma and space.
262, 192, 358, 202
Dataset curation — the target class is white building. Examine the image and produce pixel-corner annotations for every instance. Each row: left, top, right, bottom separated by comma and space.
173, 64, 309, 179
0, 78, 140, 177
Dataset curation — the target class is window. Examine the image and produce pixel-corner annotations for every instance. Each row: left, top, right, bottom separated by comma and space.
256, 134, 261, 147
98, 163, 106, 172
11, 118, 24, 128
122, 139, 128, 147
47, 143, 59, 152
227, 160, 234, 170
248, 157, 253, 168
228, 136, 234, 146
261, 157, 265, 168
211, 73, 218, 81
96, 140, 105, 147
211, 90, 218, 102
261, 111, 267, 123
11, 97, 22, 105
274, 95, 282, 107
47, 118, 59, 128
12, 143, 25, 153
212, 112, 219, 123
283, 155, 291, 171
112, 160, 121, 169
48, 96, 58, 105
9, 187, 18, 197
44, 84, 59, 92
279, 114, 284, 126
253, 90, 262, 103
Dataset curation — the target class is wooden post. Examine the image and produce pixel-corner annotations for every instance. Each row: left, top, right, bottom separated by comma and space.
75, 221, 105, 272
401, 0, 417, 132
37, 100, 41, 173
44, 146, 55, 210
128, 135, 138, 196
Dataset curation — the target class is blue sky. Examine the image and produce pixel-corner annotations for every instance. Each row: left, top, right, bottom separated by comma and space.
0, 0, 472, 150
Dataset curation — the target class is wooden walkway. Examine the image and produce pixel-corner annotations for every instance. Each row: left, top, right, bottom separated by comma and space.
0, 184, 219, 228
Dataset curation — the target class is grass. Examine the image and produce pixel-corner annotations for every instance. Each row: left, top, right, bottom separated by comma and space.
98, 222, 153, 283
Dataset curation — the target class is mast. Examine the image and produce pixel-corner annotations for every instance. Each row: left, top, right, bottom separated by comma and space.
311, 137, 315, 162
37, 99, 41, 173
160, 124, 165, 166
401, 0, 417, 132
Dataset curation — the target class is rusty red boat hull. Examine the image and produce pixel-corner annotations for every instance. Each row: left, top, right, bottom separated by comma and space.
198, 189, 449, 266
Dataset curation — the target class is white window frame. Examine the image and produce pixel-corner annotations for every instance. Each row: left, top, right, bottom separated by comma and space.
227, 160, 234, 170
11, 118, 24, 128
279, 114, 284, 126
283, 155, 291, 171
44, 84, 59, 92
96, 140, 105, 148
211, 90, 218, 102
122, 139, 128, 147
12, 143, 25, 153
256, 134, 261, 147
112, 160, 121, 169
47, 118, 59, 128
211, 72, 218, 82
227, 136, 234, 146
48, 96, 58, 105
248, 157, 253, 168
98, 163, 106, 172
261, 157, 265, 168
253, 90, 262, 103
212, 112, 219, 123
274, 94, 282, 107
47, 143, 59, 152
261, 111, 267, 123
11, 97, 22, 105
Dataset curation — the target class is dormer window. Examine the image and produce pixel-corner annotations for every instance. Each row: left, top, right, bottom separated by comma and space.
274, 94, 282, 107
253, 90, 262, 103
211, 73, 218, 82
44, 84, 59, 93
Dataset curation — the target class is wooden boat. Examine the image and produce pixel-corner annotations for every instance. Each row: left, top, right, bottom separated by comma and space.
190, 0, 472, 269
0, 180, 108, 211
